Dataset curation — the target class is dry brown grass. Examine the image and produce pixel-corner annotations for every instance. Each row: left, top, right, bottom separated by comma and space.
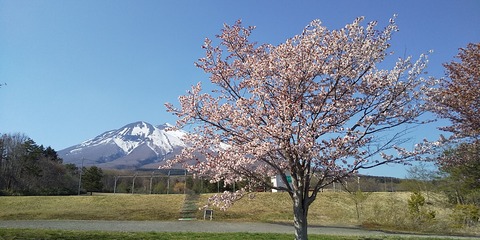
198, 192, 366, 226
0, 194, 184, 220
0, 191, 478, 236
198, 191, 480, 236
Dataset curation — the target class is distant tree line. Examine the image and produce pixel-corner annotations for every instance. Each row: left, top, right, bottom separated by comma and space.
98, 170, 241, 194
97, 170, 406, 195
0, 133, 78, 195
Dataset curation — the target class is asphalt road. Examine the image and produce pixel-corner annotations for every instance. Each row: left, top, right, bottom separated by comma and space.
0, 220, 476, 239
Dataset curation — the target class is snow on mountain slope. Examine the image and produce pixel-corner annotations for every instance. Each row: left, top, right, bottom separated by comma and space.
58, 121, 186, 169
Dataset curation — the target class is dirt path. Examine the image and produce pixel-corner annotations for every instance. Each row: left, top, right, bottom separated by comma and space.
0, 220, 476, 239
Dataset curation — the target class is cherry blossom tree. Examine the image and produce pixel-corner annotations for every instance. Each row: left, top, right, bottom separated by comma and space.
428, 43, 479, 141
427, 43, 479, 169
427, 43, 479, 204
165, 17, 432, 240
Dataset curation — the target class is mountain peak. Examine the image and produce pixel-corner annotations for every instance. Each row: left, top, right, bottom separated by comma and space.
157, 122, 174, 129
120, 121, 155, 138
58, 121, 186, 169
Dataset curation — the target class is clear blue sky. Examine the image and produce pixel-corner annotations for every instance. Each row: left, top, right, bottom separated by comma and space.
1, 0, 479, 177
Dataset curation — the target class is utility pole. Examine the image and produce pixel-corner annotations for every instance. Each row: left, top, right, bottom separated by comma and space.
357, 176, 360, 191
167, 170, 170, 194
132, 173, 137, 194
113, 176, 118, 194
149, 171, 154, 194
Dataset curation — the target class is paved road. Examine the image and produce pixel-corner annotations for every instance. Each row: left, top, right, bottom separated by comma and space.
0, 220, 476, 239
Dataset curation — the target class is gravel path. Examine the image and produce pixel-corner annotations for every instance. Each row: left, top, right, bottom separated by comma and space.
0, 220, 476, 239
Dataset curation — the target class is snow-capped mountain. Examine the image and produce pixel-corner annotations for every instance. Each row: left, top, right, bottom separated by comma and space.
58, 121, 186, 169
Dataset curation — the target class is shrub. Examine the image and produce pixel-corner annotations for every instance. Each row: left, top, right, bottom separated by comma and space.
451, 204, 480, 227
407, 191, 436, 227
173, 182, 185, 193
365, 194, 408, 229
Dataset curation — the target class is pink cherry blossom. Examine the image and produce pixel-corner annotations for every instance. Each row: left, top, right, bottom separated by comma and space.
165, 16, 434, 240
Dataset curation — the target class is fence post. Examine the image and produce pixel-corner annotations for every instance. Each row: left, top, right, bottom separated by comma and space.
132, 173, 137, 194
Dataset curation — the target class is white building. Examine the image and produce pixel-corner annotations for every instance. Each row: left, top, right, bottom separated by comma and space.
271, 174, 292, 192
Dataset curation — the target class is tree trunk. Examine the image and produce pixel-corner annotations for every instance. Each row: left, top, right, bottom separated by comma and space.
293, 192, 309, 240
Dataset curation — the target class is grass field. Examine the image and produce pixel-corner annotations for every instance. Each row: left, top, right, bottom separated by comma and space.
0, 229, 461, 240
198, 192, 438, 226
0, 192, 377, 224
0, 191, 478, 237
0, 194, 184, 220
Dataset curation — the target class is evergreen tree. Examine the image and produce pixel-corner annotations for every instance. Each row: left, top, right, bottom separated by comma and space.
82, 166, 104, 194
